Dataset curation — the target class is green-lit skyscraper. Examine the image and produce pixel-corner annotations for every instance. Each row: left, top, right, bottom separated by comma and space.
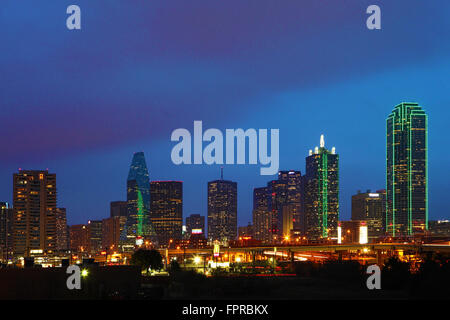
122, 152, 157, 248
304, 135, 339, 239
386, 102, 428, 236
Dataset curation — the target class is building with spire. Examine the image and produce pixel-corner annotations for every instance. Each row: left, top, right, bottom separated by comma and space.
386, 102, 428, 236
304, 135, 339, 240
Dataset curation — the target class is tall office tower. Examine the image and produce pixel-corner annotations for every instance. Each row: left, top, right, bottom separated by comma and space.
186, 214, 205, 235
110, 201, 128, 217
12, 170, 57, 257
304, 135, 339, 239
102, 216, 127, 250
351, 190, 384, 240
207, 177, 237, 244
269, 170, 303, 239
150, 181, 183, 247
265, 171, 304, 241
69, 224, 89, 253
386, 103, 428, 236
267, 179, 287, 239
55, 208, 68, 251
87, 220, 102, 254
252, 187, 274, 243
123, 152, 156, 246
0, 202, 13, 260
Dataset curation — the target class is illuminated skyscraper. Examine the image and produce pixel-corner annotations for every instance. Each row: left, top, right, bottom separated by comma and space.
386, 103, 428, 236
55, 208, 68, 251
304, 135, 339, 239
12, 170, 57, 257
150, 181, 183, 247
69, 224, 89, 253
207, 177, 237, 244
102, 216, 127, 250
0, 202, 13, 260
252, 187, 273, 243
122, 152, 156, 246
87, 220, 102, 254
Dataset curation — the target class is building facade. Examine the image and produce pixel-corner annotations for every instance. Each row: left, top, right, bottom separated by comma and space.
0, 202, 13, 261
102, 216, 127, 251
87, 220, 102, 254
150, 181, 183, 247
304, 135, 339, 239
207, 179, 237, 244
351, 190, 385, 239
238, 223, 253, 238
123, 152, 156, 246
252, 187, 274, 243
55, 208, 68, 251
386, 103, 428, 236
268, 170, 303, 239
69, 224, 89, 253
12, 170, 57, 257
185, 214, 205, 235
110, 201, 128, 218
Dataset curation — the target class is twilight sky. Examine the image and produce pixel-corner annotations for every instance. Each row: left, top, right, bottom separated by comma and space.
1, 1, 449, 226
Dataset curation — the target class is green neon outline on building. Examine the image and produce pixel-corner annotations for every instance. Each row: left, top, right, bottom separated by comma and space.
322, 152, 328, 238
137, 189, 144, 236
386, 102, 428, 236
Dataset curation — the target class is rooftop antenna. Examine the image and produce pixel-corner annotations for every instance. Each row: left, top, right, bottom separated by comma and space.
220, 166, 224, 180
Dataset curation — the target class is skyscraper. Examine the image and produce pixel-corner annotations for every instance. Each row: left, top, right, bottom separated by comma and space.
69, 224, 89, 253
102, 215, 127, 251
386, 102, 428, 236
0, 202, 13, 261
351, 190, 385, 239
55, 208, 68, 251
207, 177, 237, 244
12, 170, 57, 257
123, 152, 156, 246
268, 171, 303, 239
150, 181, 183, 247
252, 187, 274, 243
87, 220, 103, 254
304, 135, 339, 239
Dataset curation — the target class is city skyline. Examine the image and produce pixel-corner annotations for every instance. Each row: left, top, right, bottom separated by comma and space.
0, 109, 446, 229
0, 103, 438, 236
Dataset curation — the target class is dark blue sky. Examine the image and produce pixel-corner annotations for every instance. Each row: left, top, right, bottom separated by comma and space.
1, 1, 449, 226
